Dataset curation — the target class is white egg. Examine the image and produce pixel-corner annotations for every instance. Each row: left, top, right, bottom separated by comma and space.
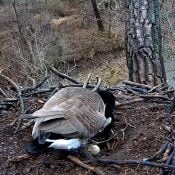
87, 144, 100, 155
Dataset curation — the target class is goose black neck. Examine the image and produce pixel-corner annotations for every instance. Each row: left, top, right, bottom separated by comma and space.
97, 89, 115, 131
97, 89, 115, 113
97, 90, 115, 136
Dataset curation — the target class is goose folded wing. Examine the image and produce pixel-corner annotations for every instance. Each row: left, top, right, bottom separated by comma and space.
32, 98, 107, 139
32, 98, 89, 138
40, 87, 74, 110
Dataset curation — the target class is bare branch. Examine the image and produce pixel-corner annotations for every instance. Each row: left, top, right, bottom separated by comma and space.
96, 158, 175, 171
123, 81, 152, 90
147, 141, 169, 161
83, 73, 92, 88
90, 132, 118, 144
92, 77, 102, 91
67, 155, 105, 175
116, 99, 144, 107
0, 73, 25, 132
0, 88, 8, 97
48, 66, 81, 84
139, 95, 171, 101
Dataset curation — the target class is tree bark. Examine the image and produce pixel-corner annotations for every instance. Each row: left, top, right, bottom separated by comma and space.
0, 0, 3, 5
125, 0, 166, 86
91, 0, 104, 31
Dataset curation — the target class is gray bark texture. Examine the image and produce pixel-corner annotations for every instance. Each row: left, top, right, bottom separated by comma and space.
125, 0, 166, 86
91, 0, 104, 31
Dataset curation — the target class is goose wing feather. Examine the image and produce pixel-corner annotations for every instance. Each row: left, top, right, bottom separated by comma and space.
32, 87, 108, 139
41, 87, 105, 113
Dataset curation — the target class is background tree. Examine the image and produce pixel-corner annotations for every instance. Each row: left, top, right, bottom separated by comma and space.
125, 0, 166, 86
0, 0, 3, 5
91, 0, 104, 31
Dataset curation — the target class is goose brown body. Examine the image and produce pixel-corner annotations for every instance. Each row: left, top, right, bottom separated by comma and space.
32, 87, 111, 141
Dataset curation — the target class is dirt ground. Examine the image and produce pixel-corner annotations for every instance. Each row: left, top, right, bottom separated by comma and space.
0, 91, 169, 175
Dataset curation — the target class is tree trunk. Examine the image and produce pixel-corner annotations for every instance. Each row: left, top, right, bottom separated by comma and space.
0, 0, 3, 6
125, 0, 166, 86
91, 0, 104, 31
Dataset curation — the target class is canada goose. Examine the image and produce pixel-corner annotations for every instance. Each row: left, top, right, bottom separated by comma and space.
24, 81, 115, 155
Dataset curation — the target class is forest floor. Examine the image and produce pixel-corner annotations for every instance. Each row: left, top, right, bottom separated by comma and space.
0, 91, 170, 175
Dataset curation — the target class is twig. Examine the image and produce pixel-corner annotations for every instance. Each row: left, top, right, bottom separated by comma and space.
0, 88, 8, 97
0, 74, 25, 132
67, 155, 105, 175
34, 76, 49, 89
147, 141, 169, 161
61, 84, 95, 89
0, 111, 8, 117
106, 86, 126, 91
120, 116, 136, 140
23, 88, 56, 97
124, 88, 140, 95
92, 77, 102, 91
130, 87, 148, 94
49, 66, 81, 84
7, 154, 30, 163
0, 98, 19, 102
160, 146, 175, 175
116, 99, 143, 107
95, 158, 175, 171
90, 132, 118, 144
171, 150, 175, 175
159, 143, 173, 163
160, 85, 169, 91
83, 73, 92, 88
148, 84, 163, 93
15, 89, 25, 133
166, 97, 175, 114
0, 102, 14, 109
0, 74, 19, 90
19, 120, 34, 131
139, 95, 171, 101
21, 77, 49, 93
123, 80, 151, 90
47, 86, 59, 100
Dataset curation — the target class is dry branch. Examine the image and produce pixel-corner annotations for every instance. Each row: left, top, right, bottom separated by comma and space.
148, 84, 163, 93
67, 155, 105, 175
0, 73, 25, 132
160, 146, 175, 175
7, 154, 30, 163
92, 77, 102, 91
96, 158, 175, 171
49, 66, 81, 84
139, 95, 171, 101
83, 73, 92, 88
34, 76, 49, 89
0, 87, 7, 97
22, 77, 50, 93
116, 99, 143, 107
147, 141, 169, 161
123, 80, 152, 89
0, 74, 19, 90
90, 132, 118, 144
120, 116, 136, 140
